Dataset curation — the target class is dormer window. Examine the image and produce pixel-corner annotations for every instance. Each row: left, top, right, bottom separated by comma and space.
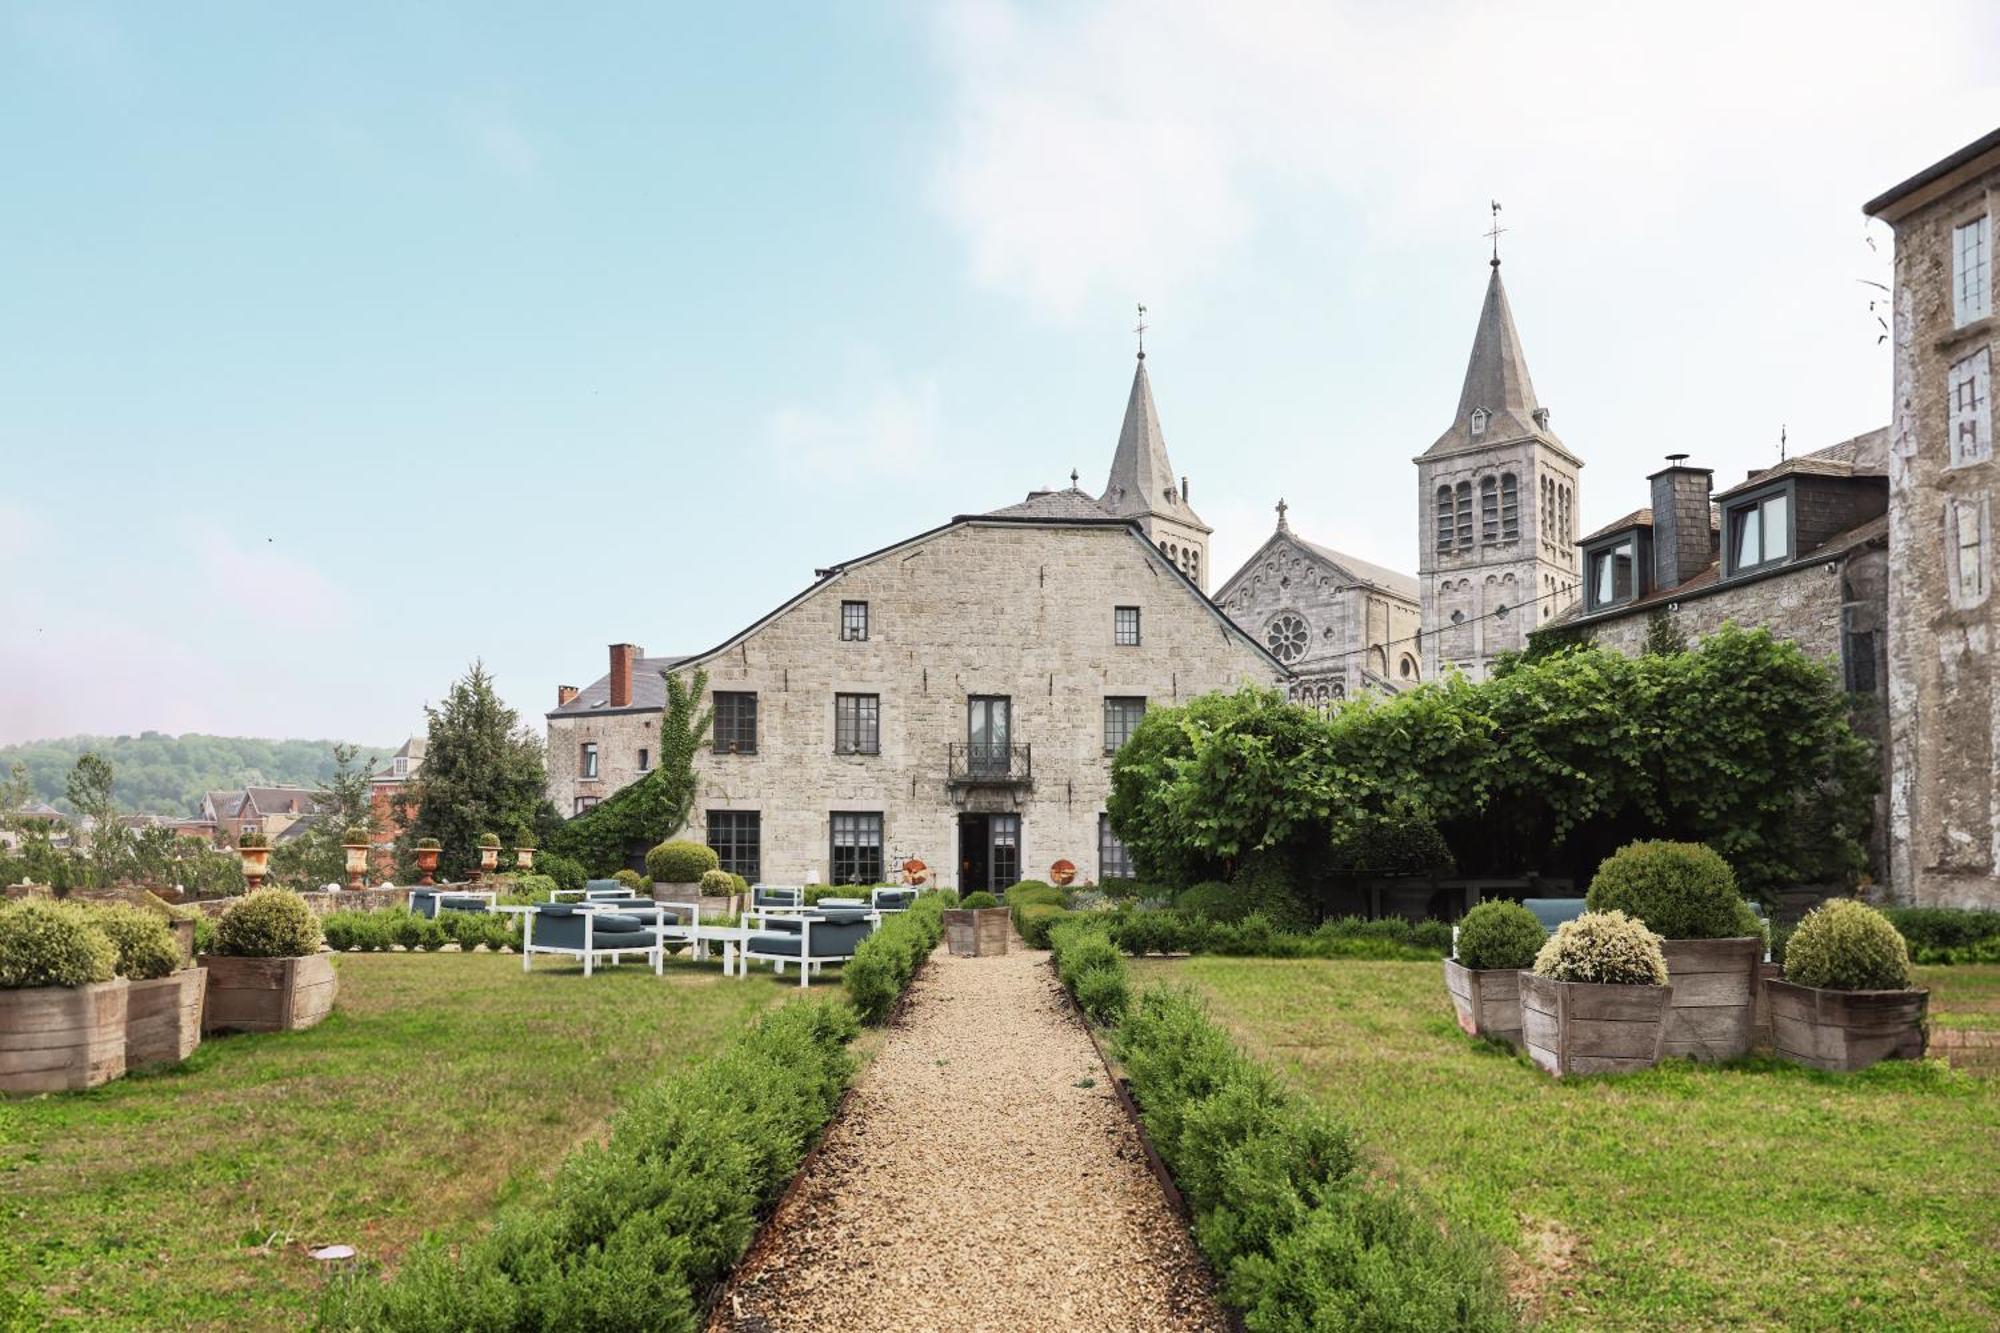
1587, 537, 1638, 610
1469, 407, 1490, 436
1725, 488, 1791, 576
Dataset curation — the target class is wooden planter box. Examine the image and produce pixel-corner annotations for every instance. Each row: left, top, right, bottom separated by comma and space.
198, 954, 337, 1035
1443, 958, 1523, 1046
944, 907, 1010, 957
126, 969, 206, 1069
1658, 936, 1762, 1061
0, 978, 129, 1094
1520, 973, 1672, 1078
1751, 960, 1785, 1050
1765, 979, 1928, 1072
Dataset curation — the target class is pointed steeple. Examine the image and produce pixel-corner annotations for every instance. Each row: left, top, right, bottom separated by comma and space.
1100, 355, 1206, 529
1425, 263, 1566, 458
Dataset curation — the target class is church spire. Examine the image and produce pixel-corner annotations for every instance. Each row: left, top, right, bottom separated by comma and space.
1424, 262, 1560, 457
1099, 351, 1204, 529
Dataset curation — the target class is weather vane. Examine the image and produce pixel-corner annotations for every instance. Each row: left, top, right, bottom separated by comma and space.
1135, 302, 1148, 359
1485, 200, 1507, 266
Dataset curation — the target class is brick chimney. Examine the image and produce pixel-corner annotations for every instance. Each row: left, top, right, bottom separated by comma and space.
557, 684, 579, 707
608, 643, 642, 709
1648, 456, 1715, 591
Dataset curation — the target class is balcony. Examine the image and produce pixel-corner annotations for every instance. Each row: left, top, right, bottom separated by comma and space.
947, 742, 1033, 788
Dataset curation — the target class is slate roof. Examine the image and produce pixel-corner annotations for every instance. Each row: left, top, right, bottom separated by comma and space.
986, 487, 1114, 521
203, 790, 246, 820
1098, 356, 1210, 532
549, 655, 697, 717
1713, 428, 1890, 502
1295, 537, 1423, 603
1424, 264, 1576, 462
1579, 508, 1655, 543
244, 786, 319, 817
274, 813, 321, 843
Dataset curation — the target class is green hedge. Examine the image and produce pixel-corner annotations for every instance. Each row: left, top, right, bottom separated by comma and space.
1048, 918, 1129, 1024
1015, 903, 1073, 949
1882, 907, 2000, 962
843, 895, 947, 1024
0, 900, 117, 989
1103, 909, 1454, 962
321, 1000, 860, 1331
321, 907, 517, 954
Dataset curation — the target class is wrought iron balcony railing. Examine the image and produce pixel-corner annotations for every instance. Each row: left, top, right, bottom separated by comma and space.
946, 742, 1033, 786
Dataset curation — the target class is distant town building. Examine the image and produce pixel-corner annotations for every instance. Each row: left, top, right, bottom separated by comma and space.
1866, 128, 2000, 909
369, 737, 426, 862
199, 786, 320, 845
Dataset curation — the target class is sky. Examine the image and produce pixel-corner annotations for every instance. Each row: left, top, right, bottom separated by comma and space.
3, 2, 1997, 748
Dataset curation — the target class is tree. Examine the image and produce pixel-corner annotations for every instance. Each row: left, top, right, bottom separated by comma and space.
399, 663, 550, 881
65, 753, 117, 829
270, 744, 376, 890
0, 762, 32, 828
547, 668, 713, 875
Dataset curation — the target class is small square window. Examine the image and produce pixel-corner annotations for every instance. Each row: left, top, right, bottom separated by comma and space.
840, 600, 869, 642
714, 693, 758, 754
573, 796, 599, 815
1114, 606, 1141, 646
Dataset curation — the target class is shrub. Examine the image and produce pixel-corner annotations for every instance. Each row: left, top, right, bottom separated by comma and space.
1003, 880, 1065, 909
237, 830, 269, 849
698, 868, 736, 896
844, 895, 947, 1023
1453, 901, 1545, 971
322, 910, 377, 953
416, 837, 441, 850
211, 889, 323, 958
440, 910, 498, 951
645, 839, 718, 884
1016, 903, 1073, 949
88, 902, 181, 980
0, 900, 117, 988
1585, 840, 1751, 940
613, 868, 648, 894
536, 853, 586, 894
1784, 899, 1914, 991
321, 1000, 861, 1330
1110, 908, 1211, 956
1409, 919, 1454, 953
1049, 919, 1129, 1024
1532, 910, 1667, 985
343, 825, 370, 845
1176, 880, 1240, 922
1230, 856, 1312, 932
478, 832, 501, 849
1882, 907, 2000, 960
958, 891, 1000, 910
192, 913, 216, 956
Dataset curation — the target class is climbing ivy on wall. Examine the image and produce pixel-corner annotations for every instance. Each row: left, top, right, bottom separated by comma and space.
546, 668, 714, 875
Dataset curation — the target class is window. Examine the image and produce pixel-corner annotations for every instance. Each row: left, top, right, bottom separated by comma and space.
1955, 215, 1991, 326
580, 741, 598, 779
834, 693, 881, 755
713, 692, 758, 754
1948, 348, 1992, 468
1470, 406, 1489, 436
392, 756, 407, 777
707, 810, 761, 881
1588, 539, 1637, 608
829, 812, 883, 885
572, 796, 599, 815
1480, 476, 1499, 543
1948, 494, 1991, 610
1844, 625, 1878, 695
1103, 696, 1146, 753
637, 748, 650, 772
1188, 548, 1200, 584
1454, 481, 1473, 549
1435, 486, 1454, 552
1265, 612, 1309, 663
1114, 605, 1141, 646
1399, 654, 1418, 681
1099, 814, 1134, 880
967, 696, 1011, 774
840, 600, 869, 641
1501, 473, 1520, 540
1728, 490, 1790, 573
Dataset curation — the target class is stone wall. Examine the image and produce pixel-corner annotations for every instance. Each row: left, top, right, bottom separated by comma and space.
555, 520, 1282, 888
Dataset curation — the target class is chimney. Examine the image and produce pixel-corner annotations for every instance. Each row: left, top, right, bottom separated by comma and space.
557, 684, 579, 707
1647, 455, 1715, 591
1181, 474, 1190, 504
608, 643, 641, 709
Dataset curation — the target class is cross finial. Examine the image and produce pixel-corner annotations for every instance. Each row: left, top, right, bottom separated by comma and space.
1135, 302, 1148, 359
1484, 200, 1507, 267
1070, 468, 1080, 488
1275, 497, 1290, 532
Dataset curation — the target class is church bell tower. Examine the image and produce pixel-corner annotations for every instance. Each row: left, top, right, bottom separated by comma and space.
1100, 325, 1211, 590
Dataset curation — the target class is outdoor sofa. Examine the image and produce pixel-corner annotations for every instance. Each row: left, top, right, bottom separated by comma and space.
742, 908, 878, 988
521, 902, 664, 976
408, 888, 497, 918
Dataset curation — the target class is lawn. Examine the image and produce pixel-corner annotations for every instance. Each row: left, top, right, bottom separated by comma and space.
1135, 957, 2000, 1332
0, 951, 802, 1331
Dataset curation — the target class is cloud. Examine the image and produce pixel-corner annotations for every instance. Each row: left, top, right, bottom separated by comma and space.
767, 374, 945, 481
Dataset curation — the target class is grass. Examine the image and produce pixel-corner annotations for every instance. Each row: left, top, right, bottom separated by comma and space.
0, 950, 807, 1331
1928, 964, 2000, 1031
1136, 957, 2000, 1332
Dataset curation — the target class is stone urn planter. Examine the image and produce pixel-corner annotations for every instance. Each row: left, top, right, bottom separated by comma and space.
1520, 973, 1672, 1078
343, 843, 370, 890
200, 954, 337, 1034
414, 843, 441, 886
237, 844, 271, 891
473, 837, 501, 884
1443, 958, 1523, 1046
1765, 981, 1928, 1072
0, 978, 129, 1094
515, 846, 535, 871
944, 907, 1010, 957
125, 968, 207, 1068
1657, 937, 1763, 1061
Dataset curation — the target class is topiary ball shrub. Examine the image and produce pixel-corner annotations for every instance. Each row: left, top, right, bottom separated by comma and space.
958, 891, 1000, 910
1784, 899, 1914, 991
1585, 840, 1750, 940
1532, 910, 1667, 986
613, 868, 648, 894
343, 825, 370, 845
477, 832, 501, 849
1174, 881, 1240, 922
0, 900, 118, 989
1003, 880, 1064, 908
416, 837, 442, 851
1229, 855, 1312, 932
237, 830, 269, 850
698, 868, 736, 896
212, 889, 323, 958
1455, 900, 1546, 971
89, 902, 181, 980
645, 839, 719, 884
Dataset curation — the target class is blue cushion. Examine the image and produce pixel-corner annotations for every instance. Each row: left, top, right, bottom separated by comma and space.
749, 932, 804, 956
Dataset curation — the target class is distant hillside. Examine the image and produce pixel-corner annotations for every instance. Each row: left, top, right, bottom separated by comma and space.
0, 734, 394, 818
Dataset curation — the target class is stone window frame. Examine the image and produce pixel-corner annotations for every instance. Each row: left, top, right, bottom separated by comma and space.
1470, 406, 1490, 435
1501, 473, 1520, 540
1480, 476, 1499, 543
707, 810, 761, 881
572, 796, 599, 815
1099, 814, 1134, 881
713, 692, 758, 755
1946, 492, 1992, 610
1947, 346, 1992, 469
1102, 696, 1146, 755
1954, 212, 1991, 327
840, 600, 869, 642
637, 747, 650, 772
1582, 529, 1643, 612
1434, 486, 1454, 553
833, 692, 881, 756
1722, 481, 1795, 578
580, 741, 599, 779
1114, 605, 1141, 646
829, 811, 884, 886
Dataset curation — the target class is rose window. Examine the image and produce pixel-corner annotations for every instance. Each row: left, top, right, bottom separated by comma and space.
1266, 613, 1309, 663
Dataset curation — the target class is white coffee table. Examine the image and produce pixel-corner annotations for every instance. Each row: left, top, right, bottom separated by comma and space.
683, 923, 756, 977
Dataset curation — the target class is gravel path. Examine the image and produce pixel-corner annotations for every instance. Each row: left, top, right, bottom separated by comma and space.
715, 941, 1225, 1333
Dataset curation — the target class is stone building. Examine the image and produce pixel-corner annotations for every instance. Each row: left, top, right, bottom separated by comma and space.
547, 354, 1283, 889
1215, 499, 1422, 706
1865, 129, 2000, 909
1415, 261, 1584, 680
1547, 431, 1892, 886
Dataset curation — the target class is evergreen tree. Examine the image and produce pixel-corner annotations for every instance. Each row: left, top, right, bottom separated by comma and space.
399, 663, 549, 881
